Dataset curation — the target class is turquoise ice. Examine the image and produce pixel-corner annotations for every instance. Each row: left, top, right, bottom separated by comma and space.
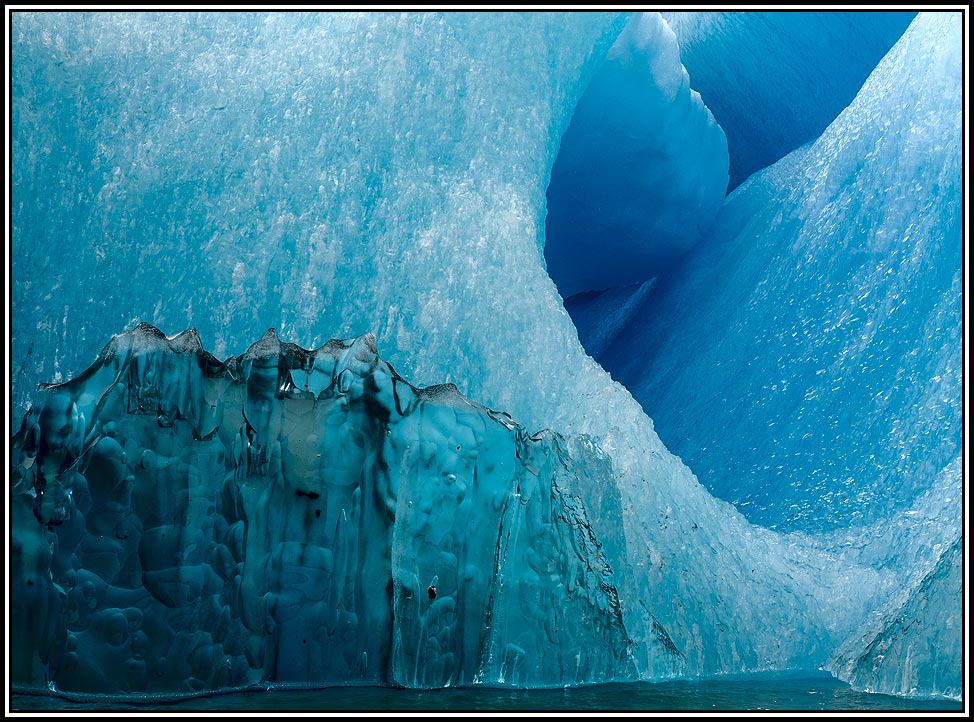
661, 10, 916, 188
9, 11, 964, 701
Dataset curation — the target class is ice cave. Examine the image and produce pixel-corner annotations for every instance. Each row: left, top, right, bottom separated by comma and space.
7, 9, 966, 710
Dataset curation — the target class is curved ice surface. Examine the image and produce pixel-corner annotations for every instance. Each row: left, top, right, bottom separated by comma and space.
544, 13, 728, 297
9, 11, 963, 700
10, 324, 643, 691
573, 12, 963, 534
662, 10, 915, 188
10, 11, 630, 419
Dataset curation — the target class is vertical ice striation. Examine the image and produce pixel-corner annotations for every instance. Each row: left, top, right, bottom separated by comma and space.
662, 10, 916, 188
544, 12, 728, 297
10, 324, 641, 691
10, 11, 628, 421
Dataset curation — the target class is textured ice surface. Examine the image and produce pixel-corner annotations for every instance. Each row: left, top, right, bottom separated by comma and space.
817, 459, 963, 700
571, 11, 964, 534
827, 538, 963, 701
10, 11, 629, 420
9, 324, 641, 691
9, 323, 896, 693
544, 13, 728, 297
662, 10, 915, 188
9, 10, 964, 700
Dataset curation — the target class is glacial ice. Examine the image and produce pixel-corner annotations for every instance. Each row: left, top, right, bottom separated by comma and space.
10, 323, 640, 690
661, 10, 916, 188
571, 10, 964, 534
568, 10, 964, 699
9, 10, 966, 702
544, 12, 728, 297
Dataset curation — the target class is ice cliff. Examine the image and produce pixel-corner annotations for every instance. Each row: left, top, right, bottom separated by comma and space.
9, 10, 964, 701
10, 323, 640, 690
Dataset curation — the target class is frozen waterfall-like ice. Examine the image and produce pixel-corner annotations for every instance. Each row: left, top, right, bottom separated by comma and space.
10, 324, 641, 690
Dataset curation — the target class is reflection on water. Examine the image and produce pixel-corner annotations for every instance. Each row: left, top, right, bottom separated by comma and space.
10, 672, 964, 713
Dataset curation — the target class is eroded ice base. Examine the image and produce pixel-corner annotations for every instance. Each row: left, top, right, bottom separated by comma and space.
10, 323, 664, 693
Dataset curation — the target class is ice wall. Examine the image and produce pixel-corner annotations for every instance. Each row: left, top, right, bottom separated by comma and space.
544, 13, 728, 297
10, 11, 628, 422
662, 11, 915, 188
9, 10, 960, 699
572, 11, 963, 534
827, 538, 963, 701
10, 324, 644, 691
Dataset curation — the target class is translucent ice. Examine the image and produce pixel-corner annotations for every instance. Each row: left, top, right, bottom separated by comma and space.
544, 13, 728, 297
9, 10, 964, 701
10, 324, 642, 691
662, 10, 916, 187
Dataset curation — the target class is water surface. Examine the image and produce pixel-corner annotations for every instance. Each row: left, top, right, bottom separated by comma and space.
10, 671, 964, 713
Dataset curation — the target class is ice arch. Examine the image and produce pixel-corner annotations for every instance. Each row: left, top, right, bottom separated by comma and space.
543, 13, 728, 299
662, 10, 916, 188
567, 11, 963, 534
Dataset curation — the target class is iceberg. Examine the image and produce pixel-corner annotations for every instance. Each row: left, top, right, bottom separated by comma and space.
8, 9, 966, 703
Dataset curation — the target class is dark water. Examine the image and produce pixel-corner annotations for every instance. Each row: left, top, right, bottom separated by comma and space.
10, 672, 964, 713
